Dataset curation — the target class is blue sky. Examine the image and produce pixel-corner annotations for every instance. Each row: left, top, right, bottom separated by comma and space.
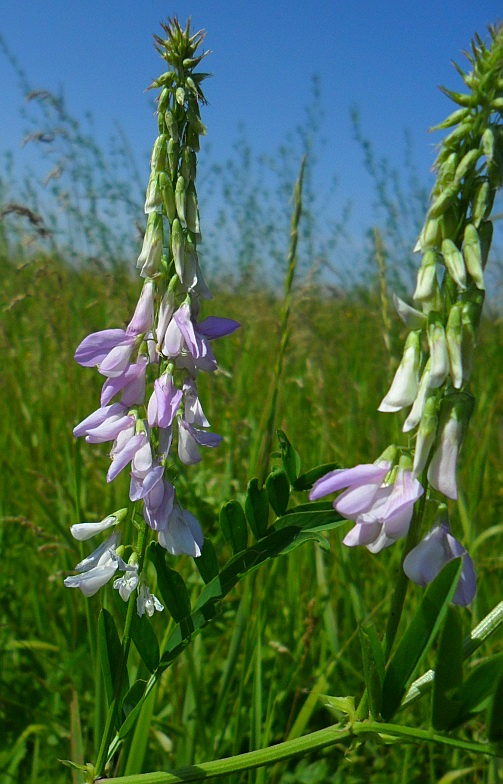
1, 1, 502, 243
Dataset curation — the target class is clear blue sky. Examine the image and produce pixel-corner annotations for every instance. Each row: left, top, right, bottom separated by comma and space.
1, 1, 502, 240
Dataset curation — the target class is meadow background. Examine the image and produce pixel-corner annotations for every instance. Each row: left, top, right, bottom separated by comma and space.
1, 6, 503, 783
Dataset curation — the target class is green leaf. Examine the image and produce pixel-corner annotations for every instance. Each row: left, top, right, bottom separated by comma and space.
149, 542, 192, 621
277, 429, 301, 484
488, 671, 503, 749
122, 679, 147, 718
293, 462, 340, 491
266, 467, 290, 516
98, 609, 123, 706
194, 538, 219, 583
359, 622, 385, 719
245, 478, 270, 539
220, 500, 248, 554
432, 606, 463, 730
130, 612, 160, 673
382, 558, 463, 721
448, 654, 503, 729
274, 507, 344, 532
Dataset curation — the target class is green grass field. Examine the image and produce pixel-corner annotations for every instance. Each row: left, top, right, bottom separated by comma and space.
1, 251, 501, 783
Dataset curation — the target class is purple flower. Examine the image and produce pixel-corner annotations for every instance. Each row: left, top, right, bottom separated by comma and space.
137, 584, 164, 617
403, 523, 476, 606
310, 462, 392, 515
177, 417, 223, 465
126, 280, 155, 337
73, 403, 134, 444
143, 480, 175, 532
182, 377, 210, 426
74, 329, 136, 372
101, 356, 148, 406
107, 428, 148, 482
161, 302, 239, 371
378, 332, 421, 413
427, 396, 473, 500
147, 373, 183, 428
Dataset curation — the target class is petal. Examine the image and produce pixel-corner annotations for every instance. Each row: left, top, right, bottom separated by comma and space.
107, 433, 148, 482
74, 329, 128, 367
197, 316, 240, 339
70, 515, 119, 541
309, 463, 390, 501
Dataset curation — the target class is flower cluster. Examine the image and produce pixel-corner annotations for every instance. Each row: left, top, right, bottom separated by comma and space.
311, 33, 503, 605
64, 20, 239, 611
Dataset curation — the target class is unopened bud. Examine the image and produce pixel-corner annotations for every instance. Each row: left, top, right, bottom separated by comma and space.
403, 359, 433, 433
441, 239, 466, 290
438, 152, 458, 186
175, 86, 185, 106
462, 224, 485, 290
460, 297, 483, 381
375, 444, 398, 468
187, 108, 207, 136
429, 107, 469, 132
445, 301, 463, 389
137, 213, 163, 277
453, 149, 482, 186
185, 181, 200, 234
427, 394, 474, 499
413, 396, 439, 477
439, 203, 460, 241
175, 175, 187, 223
413, 251, 438, 302
159, 172, 176, 222
428, 185, 456, 220
470, 179, 493, 226
427, 313, 449, 388
167, 138, 179, 178
171, 218, 185, 279
481, 127, 495, 163
165, 110, 179, 142
378, 331, 422, 413
144, 173, 162, 214
150, 134, 167, 172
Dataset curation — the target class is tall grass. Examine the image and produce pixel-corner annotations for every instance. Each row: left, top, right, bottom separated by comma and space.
1, 249, 501, 782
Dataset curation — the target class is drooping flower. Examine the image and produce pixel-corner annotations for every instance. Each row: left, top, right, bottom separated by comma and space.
310, 461, 393, 514
144, 482, 204, 556
74, 329, 136, 371
70, 510, 126, 541
101, 356, 148, 407
126, 279, 155, 337
147, 373, 183, 428
177, 417, 223, 465
378, 332, 421, 413
403, 522, 476, 606
427, 395, 474, 500
73, 403, 135, 444
64, 532, 135, 598
114, 569, 140, 602
137, 584, 164, 617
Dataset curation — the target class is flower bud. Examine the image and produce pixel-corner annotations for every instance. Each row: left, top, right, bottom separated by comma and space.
441, 239, 466, 290
427, 313, 449, 388
144, 173, 162, 214
403, 359, 433, 433
165, 110, 179, 142
127, 279, 155, 336
137, 213, 163, 278
412, 396, 438, 477
159, 172, 176, 222
156, 286, 176, 347
175, 175, 187, 223
460, 296, 483, 382
171, 218, 185, 279
437, 152, 458, 186
175, 86, 185, 106
415, 217, 441, 252
413, 251, 438, 302
167, 138, 179, 178
453, 149, 482, 185
471, 179, 494, 226
462, 224, 485, 290
427, 394, 474, 500
185, 181, 200, 234
481, 127, 495, 163
445, 301, 463, 389
378, 331, 421, 413
150, 134, 167, 172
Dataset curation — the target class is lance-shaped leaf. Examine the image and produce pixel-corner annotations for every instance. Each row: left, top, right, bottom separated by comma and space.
245, 478, 270, 539
431, 605, 463, 730
277, 429, 301, 485
149, 542, 191, 621
381, 558, 463, 721
194, 538, 219, 583
447, 653, 503, 729
359, 622, 385, 720
220, 500, 248, 554
98, 609, 125, 707
488, 672, 503, 752
293, 462, 340, 492
266, 467, 290, 517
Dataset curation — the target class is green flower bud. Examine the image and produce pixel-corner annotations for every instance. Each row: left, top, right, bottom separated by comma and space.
165, 110, 179, 142
428, 185, 456, 219
175, 86, 186, 106
185, 181, 200, 234
415, 216, 440, 251
175, 175, 187, 223
167, 138, 179, 178
157, 86, 171, 115
470, 178, 494, 226
150, 134, 167, 172
461, 297, 484, 381
412, 396, 439, 477
427, 312, 449, 388
187, 107, 207, 136
171, 218, 185, 279
453, 148, 482, 186
186, 125, 200, 151
445, 301, 464, 389
144, 173, 162, 214
185, 75, 199, 97
441, 239, 466, 290
439, 203, 461, 241
462, 224, 485, 290
413, 250, 437, 302
180, 148, 196, 181
375, 444, 398, 469
438, 152, 458, 186
481, 127, 495, 163
159, 172, 176, 222
429, 107, 469, 132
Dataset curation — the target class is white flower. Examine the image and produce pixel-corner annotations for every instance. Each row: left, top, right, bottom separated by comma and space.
64, 532, 126, 597
113, 568, 139, 602
137, 584, 164, 617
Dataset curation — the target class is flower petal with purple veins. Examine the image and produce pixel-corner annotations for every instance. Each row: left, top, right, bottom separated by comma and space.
98, 340, 136, 378
107, 433, 148, 482
85, 414, 135, 444
73, 403, 127, 439
310, 462, 391, 501
101, 357, 148, 406
183, 378, 210, 427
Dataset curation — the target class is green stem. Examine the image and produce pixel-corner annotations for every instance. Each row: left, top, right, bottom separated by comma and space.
94, 515, 148, 779
102, 719, 496, 783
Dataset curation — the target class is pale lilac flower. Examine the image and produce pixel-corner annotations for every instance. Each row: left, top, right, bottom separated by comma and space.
137, 584, 164, 617
156, 289, 176, 347
392, 294, 427, 330
161, 302, 239, 371
107, 429, 148, 482
147, 373, 183, 428
183, 378, 210, 426
73, 403, 134, 444
70, 511, 125, 541
113, 568, 140, 602
101, 356, 148, 406
412, 397, 438, 477
137, 213, 163, 277
126, 280, 155, 336
177, 417, 223, 465
130, 463, 165, 506
427, 318, 449, 389
403, 360, 432, 433
310, 462, 392, 516
403, 523, 476, 606
64, 532, 131, 597
378, 332, 421, 413
74, 329, 136, 371
143, 480, 175, 532
157, 496, 204, 557
427, 396, 473, 500
343, 468, 424, 553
